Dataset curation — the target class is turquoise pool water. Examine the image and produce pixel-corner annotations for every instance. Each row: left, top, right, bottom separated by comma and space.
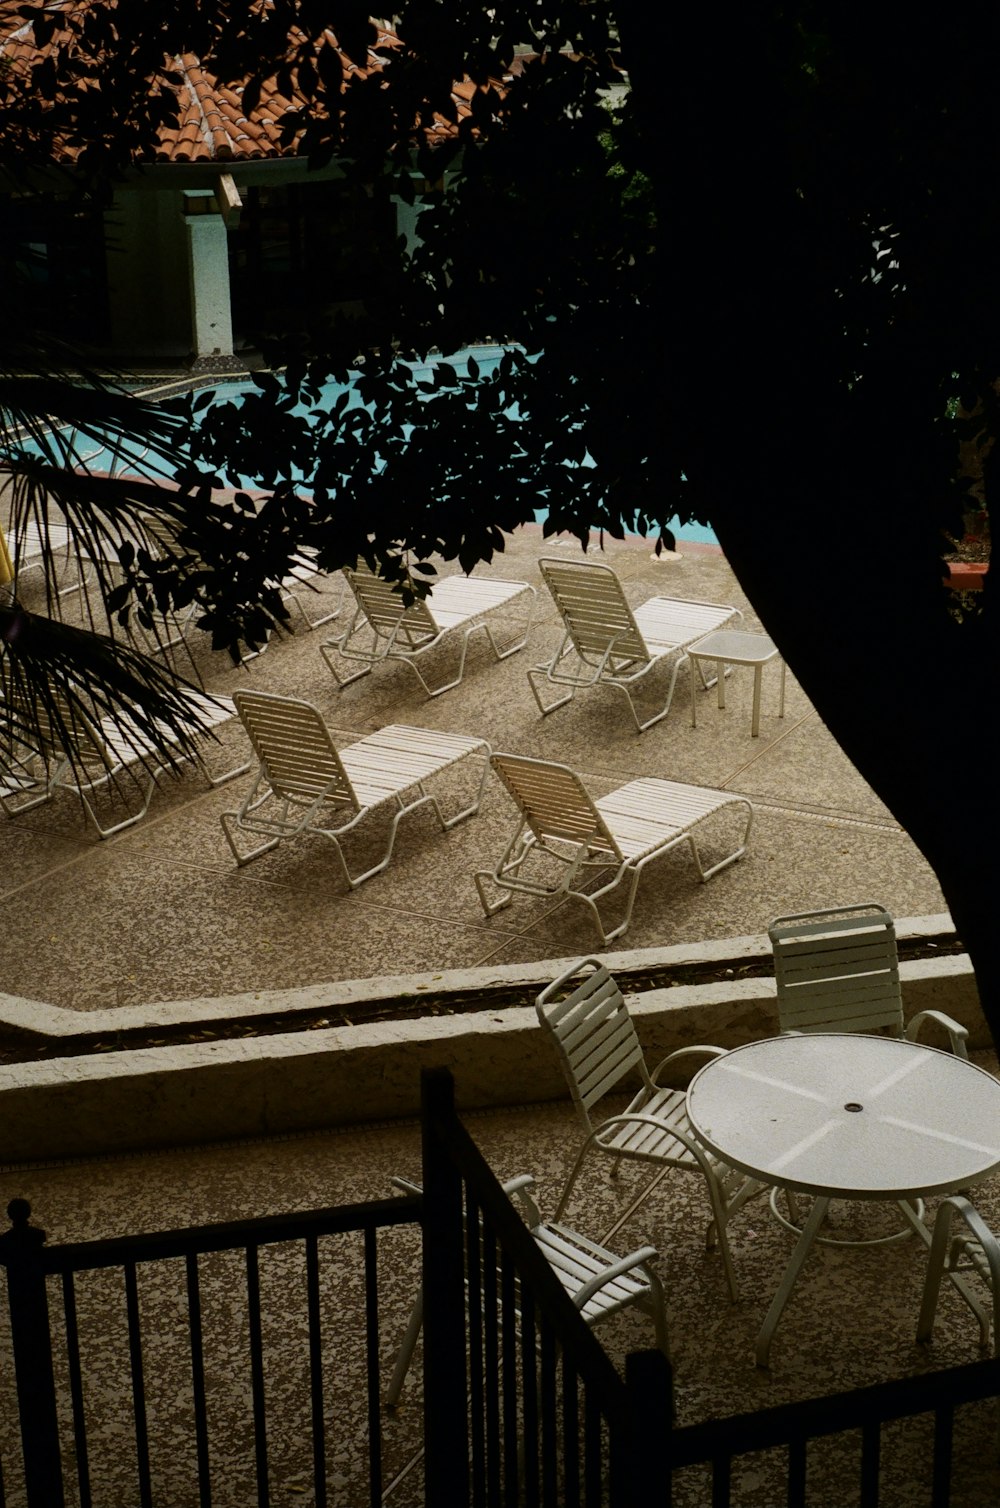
43, 346, 720, 548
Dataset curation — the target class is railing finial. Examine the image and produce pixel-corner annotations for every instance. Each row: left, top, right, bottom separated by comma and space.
7, 1197, 32, 1228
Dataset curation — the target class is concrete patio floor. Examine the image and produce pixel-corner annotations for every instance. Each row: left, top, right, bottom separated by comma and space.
1, 523, 996, 1505
1, 525, 949, 1012
2, 1085, 998, 1506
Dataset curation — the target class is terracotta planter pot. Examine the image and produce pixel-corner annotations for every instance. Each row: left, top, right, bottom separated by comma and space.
944, 561, 988, 590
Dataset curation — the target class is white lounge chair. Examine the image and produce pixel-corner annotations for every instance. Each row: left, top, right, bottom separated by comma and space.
220, 689, 491, 884
769, 903, 969, 1056
136, 512, 342, 663
529, 557, 741, 732
320, 564, 536, 697
1, 517, 81, 603
476, 753, 754, 943
535, 958, 765, 1301
385, 1170, 669, 1407
0, 680, 248, 838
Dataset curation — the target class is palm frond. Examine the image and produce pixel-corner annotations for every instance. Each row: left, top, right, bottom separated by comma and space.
1, 601, 230, 788
1, 461, 307, 657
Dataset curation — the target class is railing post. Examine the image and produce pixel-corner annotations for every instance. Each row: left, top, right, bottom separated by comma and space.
421, 1067, 470, 1508
622, 1349, 674, 1507
0, 1198, 66, 1507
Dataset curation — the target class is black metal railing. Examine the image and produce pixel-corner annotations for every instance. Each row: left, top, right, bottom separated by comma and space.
419, 1066, 671, 1507
0, 1190, 420, 1507
1, 1067, 997, 1507
665, 1356, 1000, 1508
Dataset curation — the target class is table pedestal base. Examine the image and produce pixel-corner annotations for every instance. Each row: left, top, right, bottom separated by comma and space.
769, 1187, 925, 1247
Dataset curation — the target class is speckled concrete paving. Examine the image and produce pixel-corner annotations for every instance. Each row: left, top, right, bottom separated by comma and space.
0, 526, 948, 1013
2, 523, 990, 1508
1, 1076, 998, 1507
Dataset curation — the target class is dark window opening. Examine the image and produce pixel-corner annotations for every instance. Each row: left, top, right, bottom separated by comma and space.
229, 179, 396, 343
4, 195, 110, 347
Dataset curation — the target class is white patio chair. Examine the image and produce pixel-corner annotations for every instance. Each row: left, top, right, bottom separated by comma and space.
917, 1195, 1000, 1357
528, 557, 741, 732
769, 903, 969, 1056
319, 564, 536, 697
769, 903, 969, 1241
220, 689, 490, 884
475, 753, 754, 944
0, 679, 248, 838
535, 957, 765, 1301
385, 1171, 669, 1406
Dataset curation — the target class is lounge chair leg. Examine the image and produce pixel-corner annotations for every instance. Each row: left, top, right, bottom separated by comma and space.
618, 658, 684, 735
386, 1290, 425, 1408
554, 1146, 592, 1221
220, 810, 281, 866
474, 871, 514, 917
527, 666, 576, 717
204, 757, 253, 789
319, 640, 374, 688
79, 771, 159, 840
401, 632, 473, 698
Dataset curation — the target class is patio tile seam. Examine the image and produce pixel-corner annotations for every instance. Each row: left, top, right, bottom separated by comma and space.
712, 710, 817, 785
745, 799, 906, 834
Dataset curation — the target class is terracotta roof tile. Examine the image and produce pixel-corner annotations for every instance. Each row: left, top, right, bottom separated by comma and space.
0, 1, 475, 165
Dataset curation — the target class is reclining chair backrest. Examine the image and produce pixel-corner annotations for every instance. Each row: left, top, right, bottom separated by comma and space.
490, 752, 622, 858
535, 957, 650, 1130
232, 689, 359, 811
345, 565, 438, 645
538, 559, 650, 666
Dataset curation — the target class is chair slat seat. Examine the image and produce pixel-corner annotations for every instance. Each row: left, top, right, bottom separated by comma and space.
221, 690, 490, 885
477, 754, 753, 944
633, 596, 739, 652
385, 1169, 670, 1407
529, 558, 741, 732
321, 565, 535, 697
595, 778, 738, 861
340, 726, 492, 807
596, 1087, 702, 1165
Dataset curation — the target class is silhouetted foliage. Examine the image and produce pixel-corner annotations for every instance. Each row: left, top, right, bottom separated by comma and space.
1, 2, 998, 1035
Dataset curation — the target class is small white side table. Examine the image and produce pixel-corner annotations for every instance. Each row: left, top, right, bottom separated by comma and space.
688, 629, 786, 738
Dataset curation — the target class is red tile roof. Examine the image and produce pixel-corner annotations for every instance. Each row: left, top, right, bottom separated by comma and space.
0, 2, 475, 164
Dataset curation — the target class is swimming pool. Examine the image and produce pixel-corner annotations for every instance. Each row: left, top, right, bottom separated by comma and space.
37, 346, 720, 548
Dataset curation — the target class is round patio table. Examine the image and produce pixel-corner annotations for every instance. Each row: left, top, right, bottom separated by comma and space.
686, 1033, 1000, 1366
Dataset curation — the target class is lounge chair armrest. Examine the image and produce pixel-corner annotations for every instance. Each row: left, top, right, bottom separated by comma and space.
650, 1044, 727, 1085
594, 1110, 719, 1174
905, 1010, 969, 1059
390, 1171, 538, 1203
938, 1195, 1000, 1276
503, 1174, 543, 1226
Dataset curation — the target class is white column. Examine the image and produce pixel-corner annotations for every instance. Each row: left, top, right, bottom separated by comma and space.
183, 195, 234, 358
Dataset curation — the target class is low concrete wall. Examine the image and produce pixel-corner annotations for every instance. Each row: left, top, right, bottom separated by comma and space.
0, 932, 984, 1164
